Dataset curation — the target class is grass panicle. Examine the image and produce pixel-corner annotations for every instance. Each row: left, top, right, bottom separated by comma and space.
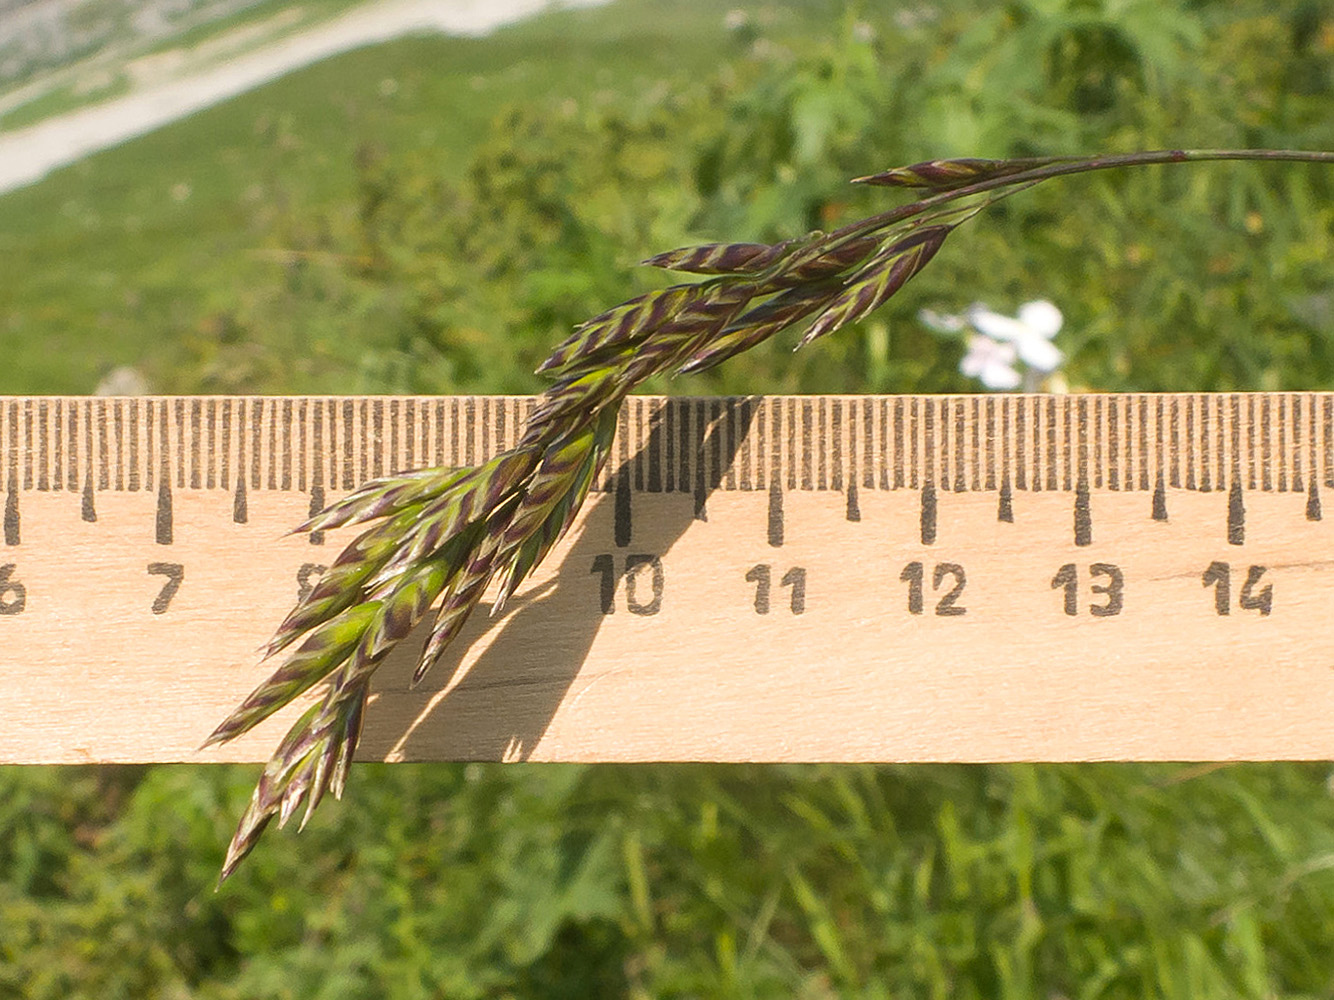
209, 149, 1334, 882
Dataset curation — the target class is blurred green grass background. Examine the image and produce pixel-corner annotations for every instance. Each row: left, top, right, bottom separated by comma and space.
5, 0, 1334, 995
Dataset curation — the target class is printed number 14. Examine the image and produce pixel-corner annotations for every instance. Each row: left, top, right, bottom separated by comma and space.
1201, 562, 1272, 616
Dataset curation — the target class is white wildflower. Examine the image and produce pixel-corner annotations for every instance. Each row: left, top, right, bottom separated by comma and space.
95, 366, 149, 396
917, 308, 967, 334
921, 299, 1065, 390
959, 334, 1021, 390
965, 300, 1063, 373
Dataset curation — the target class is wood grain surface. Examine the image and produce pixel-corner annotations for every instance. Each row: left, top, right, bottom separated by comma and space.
2, 394, 1331, 763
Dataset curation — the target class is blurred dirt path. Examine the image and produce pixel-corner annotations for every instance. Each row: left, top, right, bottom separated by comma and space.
0, 0, 606, 195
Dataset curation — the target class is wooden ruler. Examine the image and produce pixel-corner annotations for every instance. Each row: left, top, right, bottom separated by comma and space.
3, 393, 1332, 764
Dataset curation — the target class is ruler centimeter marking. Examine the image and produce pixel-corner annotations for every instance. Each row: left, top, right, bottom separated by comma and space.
2, 394, 1330, 547
4, 392, 1334, 766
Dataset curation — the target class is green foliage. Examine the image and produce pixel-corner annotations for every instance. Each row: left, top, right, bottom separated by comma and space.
6, 0, 1334, 994
288, 91, 712, 395
7, 763, 1334, 997
102, 0, 1332, 401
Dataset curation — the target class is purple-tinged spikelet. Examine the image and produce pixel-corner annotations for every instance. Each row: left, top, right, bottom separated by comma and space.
853, 156, 1073, 191
677, 282, 842, 375
642, 240, 789, 275
797, 226, 952, 347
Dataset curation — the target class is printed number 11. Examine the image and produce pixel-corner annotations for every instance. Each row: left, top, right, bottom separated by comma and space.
746, 564, 806, 615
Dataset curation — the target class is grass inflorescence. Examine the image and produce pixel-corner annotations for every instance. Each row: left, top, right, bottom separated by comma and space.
208, 148, 1334, 882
